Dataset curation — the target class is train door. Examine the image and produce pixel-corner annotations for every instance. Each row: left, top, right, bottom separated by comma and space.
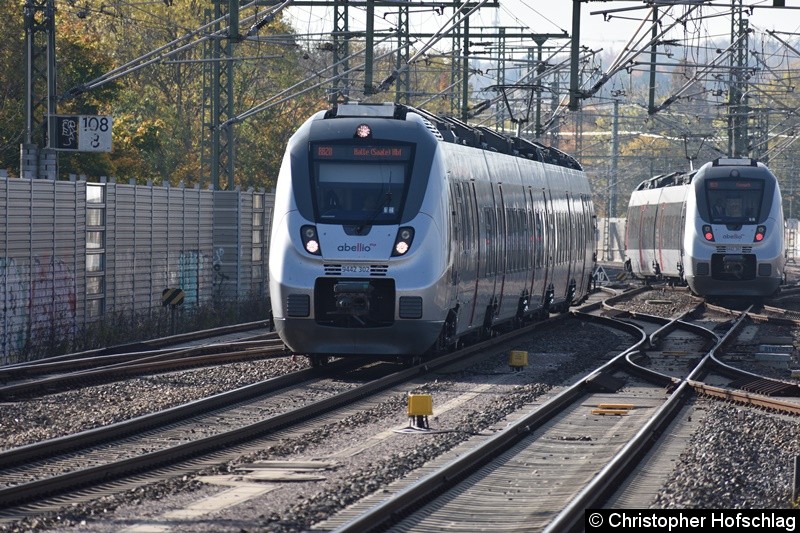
678, 197, 688, 278
463, 180, 480, 331
643, 200, 658, 276
523, 188, 535, 311
495, 184, 507, 318
554, 191, 571, 306
625, 198, 650, 275
573, 194, 592, 300
543, 188, 555, 308
471, 181, 496, 329
450, 180, 471, 332
655, 198, 666, 276
582, 195, 595, 294
636, 203, 649, 276
481, 202, 499, 325
563, 191, 574, 301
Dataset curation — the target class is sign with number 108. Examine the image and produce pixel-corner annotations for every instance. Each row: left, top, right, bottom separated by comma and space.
53, 115, 112, 152
78, 115, 112, 152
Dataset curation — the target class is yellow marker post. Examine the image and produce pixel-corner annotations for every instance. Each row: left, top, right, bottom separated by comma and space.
509, 350, 528, 372
407, 394, 433, 429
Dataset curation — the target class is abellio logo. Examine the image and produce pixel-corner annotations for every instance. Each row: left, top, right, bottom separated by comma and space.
338, 242, 375, 252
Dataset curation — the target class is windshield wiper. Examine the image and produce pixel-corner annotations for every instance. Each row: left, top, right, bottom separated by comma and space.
356, 192, 392, 235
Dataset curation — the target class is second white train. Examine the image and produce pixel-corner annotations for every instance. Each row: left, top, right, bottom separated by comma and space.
624, 157, 785, 297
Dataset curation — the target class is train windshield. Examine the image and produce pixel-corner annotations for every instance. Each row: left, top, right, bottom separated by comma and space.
706, 178, 764, 224
311, 143, 412, 224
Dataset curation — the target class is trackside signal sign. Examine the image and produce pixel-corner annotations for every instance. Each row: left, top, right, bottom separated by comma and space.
162, 288, 185, 307
52, 115, 113, 152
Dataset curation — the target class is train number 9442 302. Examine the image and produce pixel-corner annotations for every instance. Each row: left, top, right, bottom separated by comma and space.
341, 264, 371, 274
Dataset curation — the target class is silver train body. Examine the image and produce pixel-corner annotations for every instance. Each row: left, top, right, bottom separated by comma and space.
269, 103, 596, 356
624, 158, 785, 297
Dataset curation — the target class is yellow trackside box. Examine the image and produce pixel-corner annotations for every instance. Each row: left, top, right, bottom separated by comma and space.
509, 350, 528, 367
407, 394, 433, 416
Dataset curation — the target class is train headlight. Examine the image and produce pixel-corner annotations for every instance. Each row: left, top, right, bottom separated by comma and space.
702, 224, 714, 242
754, 225, 766, 242
355, 124, 372, 138
301, 225, 322, 255
391, 227, 415, 256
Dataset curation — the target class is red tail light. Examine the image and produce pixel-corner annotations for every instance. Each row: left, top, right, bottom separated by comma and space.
754, 225, 766, 242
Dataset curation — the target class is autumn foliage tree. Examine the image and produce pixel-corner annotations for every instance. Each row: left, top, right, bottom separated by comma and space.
0, 0, 327, 190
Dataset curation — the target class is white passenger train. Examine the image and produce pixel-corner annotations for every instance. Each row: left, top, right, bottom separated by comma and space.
624, 157, 785, 297
269, 103, 596, 362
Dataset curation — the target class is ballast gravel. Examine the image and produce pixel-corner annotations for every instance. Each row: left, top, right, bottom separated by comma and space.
1, 316, 798, 532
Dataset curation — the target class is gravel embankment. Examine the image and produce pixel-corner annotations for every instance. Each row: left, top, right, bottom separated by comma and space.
653, 403, 800, 509
1, 321, 625, 533
0, 357, 307, 450
2, 308, 798, 532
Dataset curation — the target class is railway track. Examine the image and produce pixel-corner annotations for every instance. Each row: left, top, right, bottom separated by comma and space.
1, 286, 797, 531
0, 328, 283, 400
0, 311, 592, 524
317, 292, 800, 532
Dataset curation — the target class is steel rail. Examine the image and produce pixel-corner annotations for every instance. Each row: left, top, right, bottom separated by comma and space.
0, 320, 273, 370
0, 315, 569, 511
0, 341, 287, 400
331, 313, 647, 533
543, 306, 754, 532
688, 381, 800, 415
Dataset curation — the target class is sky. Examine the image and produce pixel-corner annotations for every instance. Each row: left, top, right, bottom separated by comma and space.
284, 1, 800, 51
494, 1, 800, 46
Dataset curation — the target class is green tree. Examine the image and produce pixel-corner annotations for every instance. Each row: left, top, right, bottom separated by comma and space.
0, 0, 326, 188
0, 1, 27, 177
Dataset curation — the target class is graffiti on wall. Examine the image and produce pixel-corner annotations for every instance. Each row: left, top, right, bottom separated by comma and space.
0, 257, 28, 360
212, 247, 230, 289
178, 250, 202, 304
29, 256, 78, 345
0, 256, 77, 362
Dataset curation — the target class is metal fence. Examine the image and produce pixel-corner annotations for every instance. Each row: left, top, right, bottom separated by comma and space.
596, 217, 626, 263
0, 176, 272, 363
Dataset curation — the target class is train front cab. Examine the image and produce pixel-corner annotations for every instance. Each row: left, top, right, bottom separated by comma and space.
684, 158, 785, 297
269, 105, 452, 357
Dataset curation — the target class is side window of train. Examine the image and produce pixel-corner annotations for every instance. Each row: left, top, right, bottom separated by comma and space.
497, 206, 505, 274
451, 183, 460, 245
535, 209, 545, 267
461, 182, 473, 252
484, 207, 495, 277
512, 209, 519, 272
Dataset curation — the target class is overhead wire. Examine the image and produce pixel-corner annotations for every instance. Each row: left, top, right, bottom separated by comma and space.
59, 0, 284, 99
52, 0, 800, 157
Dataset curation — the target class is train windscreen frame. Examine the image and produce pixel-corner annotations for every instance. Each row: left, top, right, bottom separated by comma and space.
705, 178, 764, 225
310, 142, 414, 225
